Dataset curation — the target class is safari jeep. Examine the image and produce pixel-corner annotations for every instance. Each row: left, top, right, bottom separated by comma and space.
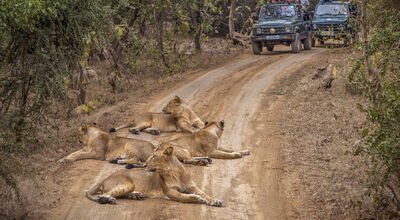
312, 1, 356, 46
251, 3, 312, 54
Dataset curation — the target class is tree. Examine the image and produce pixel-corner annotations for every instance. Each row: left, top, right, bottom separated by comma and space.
349, 0, 400, 216
0, 0, 109, 142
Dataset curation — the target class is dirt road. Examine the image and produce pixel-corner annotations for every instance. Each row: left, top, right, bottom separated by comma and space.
49, 47, 325, 220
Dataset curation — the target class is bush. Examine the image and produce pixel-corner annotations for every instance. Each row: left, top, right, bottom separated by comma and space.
0, 0, 110, 190
349, 3, 400, 217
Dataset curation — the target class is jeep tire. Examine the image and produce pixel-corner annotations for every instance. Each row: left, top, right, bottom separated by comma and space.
291, 33, 301, 53
252, 41, 262, 55
303, 31, 312, 50
266, 45, 274, 52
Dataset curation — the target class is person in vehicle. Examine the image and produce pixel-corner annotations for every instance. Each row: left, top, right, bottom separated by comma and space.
300, 0, 310, 11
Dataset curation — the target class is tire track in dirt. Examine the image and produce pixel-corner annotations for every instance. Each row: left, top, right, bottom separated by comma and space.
48, 47, 325, 220
151, 48, 325, 220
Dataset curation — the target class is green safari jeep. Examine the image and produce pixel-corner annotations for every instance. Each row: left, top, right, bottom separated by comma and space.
251, 3, 312, 54
312, 1, 356, 46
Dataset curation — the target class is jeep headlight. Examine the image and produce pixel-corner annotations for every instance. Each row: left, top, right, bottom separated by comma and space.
285, 27, 291, 33
313, 24, 318, 30
256, 28, 262, 34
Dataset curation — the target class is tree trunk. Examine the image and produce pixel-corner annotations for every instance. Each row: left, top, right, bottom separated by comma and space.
110, 4, 142, 69
154, 8, 169, 69
77, 64, 86, 105
229, 0, 236, 38
190, 6, 202, 51
229, 0, 250, 45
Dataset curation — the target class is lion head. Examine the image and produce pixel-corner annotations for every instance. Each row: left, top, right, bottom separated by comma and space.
78, 122, 98, 145
203, 120, 224, 137
145, 146, 175, 173
162, 96, 183, 114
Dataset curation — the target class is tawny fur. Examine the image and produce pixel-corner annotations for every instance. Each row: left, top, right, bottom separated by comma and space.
109, 96, 205, 135
86, 147, 222, 206
161, 121, 250, 160
57, 124, 154, 165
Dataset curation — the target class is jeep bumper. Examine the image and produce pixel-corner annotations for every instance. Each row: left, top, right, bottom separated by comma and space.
313, 30, 350, 40
251, 34, 296, 43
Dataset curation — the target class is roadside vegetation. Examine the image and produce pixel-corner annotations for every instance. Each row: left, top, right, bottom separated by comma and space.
0, 0, 258, 217
348, 0, 400, 217
0, 0, 399, 218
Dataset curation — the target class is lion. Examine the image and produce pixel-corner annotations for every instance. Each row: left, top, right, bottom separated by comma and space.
86, 146, 222, 206
57, 123, 154, 166
108, 96, 205, 135
157, 121, 250, 160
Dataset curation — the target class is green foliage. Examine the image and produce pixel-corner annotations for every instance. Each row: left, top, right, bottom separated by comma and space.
0, 0, 110, 191
0, 0, 109, 131
349, 1, 400, 215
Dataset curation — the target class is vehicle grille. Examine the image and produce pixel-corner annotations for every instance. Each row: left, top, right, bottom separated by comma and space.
261, 27, 286, 34
317, 24, 343, 31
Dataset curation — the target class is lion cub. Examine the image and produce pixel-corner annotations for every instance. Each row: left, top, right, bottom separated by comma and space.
159, 121, 250, 160
109, 96, 205, 135
57, 123, 154, 166
86, 146, 222, 206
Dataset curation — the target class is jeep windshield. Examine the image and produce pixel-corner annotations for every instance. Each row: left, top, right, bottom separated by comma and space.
259, 5, 296, 19
315, 4, 348, 16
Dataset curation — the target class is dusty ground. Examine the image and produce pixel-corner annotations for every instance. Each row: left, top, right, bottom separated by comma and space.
21, 45, 368, 219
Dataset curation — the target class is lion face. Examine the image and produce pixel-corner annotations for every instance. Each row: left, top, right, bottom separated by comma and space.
162, 96, 182, 114
78, 124, 90, 145
204, 120, 225, 137
78, 122, 97, 145
145, 146, 174, 173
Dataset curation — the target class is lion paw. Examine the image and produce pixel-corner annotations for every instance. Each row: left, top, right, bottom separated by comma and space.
109, 159, 118, 164
129, 128, 141, 135
234, 152, 242, 158
98, 196, 116, 204
127, 192, 144, 200
197, 158, 210, 166
57, 158, 70, 164
209, 199, 223, 207
149, 129, 160, 136
240, 150, 250, 156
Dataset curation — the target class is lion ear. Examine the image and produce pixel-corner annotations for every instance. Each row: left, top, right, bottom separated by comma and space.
164, 146, 174, 156
220, 120, 225, 128
174, 96, 181, 103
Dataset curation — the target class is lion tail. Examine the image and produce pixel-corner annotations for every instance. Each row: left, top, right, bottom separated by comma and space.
86, 182, 103, 202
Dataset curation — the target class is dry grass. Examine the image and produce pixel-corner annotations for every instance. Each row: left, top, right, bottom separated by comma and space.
274, 46, 372, 219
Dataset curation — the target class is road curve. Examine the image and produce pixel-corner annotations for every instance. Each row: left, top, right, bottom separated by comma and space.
49, 47, 325, 220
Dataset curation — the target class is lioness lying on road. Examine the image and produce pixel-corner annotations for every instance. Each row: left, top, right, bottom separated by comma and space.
57, 124, 154, 166
159, 121, 250, 160
109, 96, 205, 135
86, 146, 222, 206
